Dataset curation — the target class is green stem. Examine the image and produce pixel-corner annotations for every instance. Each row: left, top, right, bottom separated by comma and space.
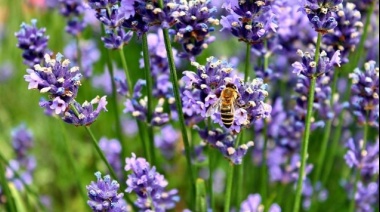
261, 40, 269, 210
59, 121, 87, 205
224, 163, 235, 212
158, 0, 196, 201
322, 112, 344, 184
84, 126, 119, 180
0, 156, 17, 212
208, 146, 215, 211
0, 152, 46, 211
141, 34, 156, 164
348, 122, 368, 212
244, 43, 252, 82
105, 50, 127, 166
261, 120, 269, 207
118, 47, 150, 162
196, 179, 207, 212
235, 132, 245, 210
75, 35, 82, 71
311, 69, 340, 212
119, 48, 134, 97
137, 120, 150, 162
293, 32, 322, 212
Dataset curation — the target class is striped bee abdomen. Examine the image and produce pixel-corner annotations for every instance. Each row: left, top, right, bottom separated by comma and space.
221, 107, 234, 128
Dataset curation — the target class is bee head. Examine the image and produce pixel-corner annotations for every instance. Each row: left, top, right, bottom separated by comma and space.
226, 83, 237, 90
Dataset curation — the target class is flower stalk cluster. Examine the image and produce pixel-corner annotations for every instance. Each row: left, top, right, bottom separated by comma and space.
24, 53, 108, 126
125, 153, 179, 211
15, 19, 50, 68
86, 171, 128, 211
181, 56, 271, 132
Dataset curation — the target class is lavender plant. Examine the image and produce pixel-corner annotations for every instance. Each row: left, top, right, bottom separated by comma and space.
2, 0, 380, 211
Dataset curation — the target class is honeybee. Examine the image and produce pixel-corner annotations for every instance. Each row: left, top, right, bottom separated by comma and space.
206, 84, 240, 128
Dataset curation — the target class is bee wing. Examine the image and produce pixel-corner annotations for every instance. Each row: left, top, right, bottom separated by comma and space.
206, 100, 221, 117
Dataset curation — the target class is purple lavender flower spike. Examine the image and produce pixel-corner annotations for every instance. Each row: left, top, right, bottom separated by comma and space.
88, 1, 134, 49
86, 171, 128, 212
354, 181, 379, 212
122, 0, 180, 36
302, 0, 343, 33
99, 137, 123, 179
196, 126, 254, 164
292, 49, 341, 78
221, 0, 278, 45
64, 39, 101, 78
58, 0, 87, 36
92, 65, 127, 95
240, 194, 281, 212
348, 0, 377, 14
323, 3, 363, 64
62, 96, 108, 126
344, 138, 379, 178
154, 125, 179, 159
349, 61, 379, 127
302, 179, 328, 210
181, 57, 271, 131
5, 124, 36, 191
24, 53, 82, 114
139, 31, 178, 98
102, 28, 133, 49
170, 0, 219, 58
124, 80, 170, 126
268, 148, 313, 184
125, 153, 180, 211
11, 124, 33, 160
15, 19, 50, 68
88, 0, 119, 10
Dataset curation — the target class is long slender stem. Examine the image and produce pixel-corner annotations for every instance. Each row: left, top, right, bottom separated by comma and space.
105, 50, 127, 164
235, 132, 245, 210
322, 112, 344, 184
293, 32, 322, 212
118, 47, 150, 162
119, 48, 134, 97
59, 121, 87, 205
244, 43, 252, 82
208, 144, 215, 211
349, 120, 369, 212
0, 156, 17, 212
0, 152, 46, 211
141, 34, 156, 164
261, 120, 269, 207
75, 35, 82, 71
261, 40, 269, 209
311, 68, 340, 212
85, 126, 118, 180
137, 120, 150, 161
224, 163, 235, 212
158, 0, 196, 200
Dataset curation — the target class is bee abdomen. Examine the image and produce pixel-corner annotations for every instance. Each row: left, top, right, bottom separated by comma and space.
221, 112, 234, 128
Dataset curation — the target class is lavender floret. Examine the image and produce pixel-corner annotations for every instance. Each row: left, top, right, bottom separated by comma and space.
15, 19, 50, 68
125, 153, 179, 211
349, 61, 379, 127
302, 0, 343, 33
86, 171, 128, 212
24, 53, 82, 114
